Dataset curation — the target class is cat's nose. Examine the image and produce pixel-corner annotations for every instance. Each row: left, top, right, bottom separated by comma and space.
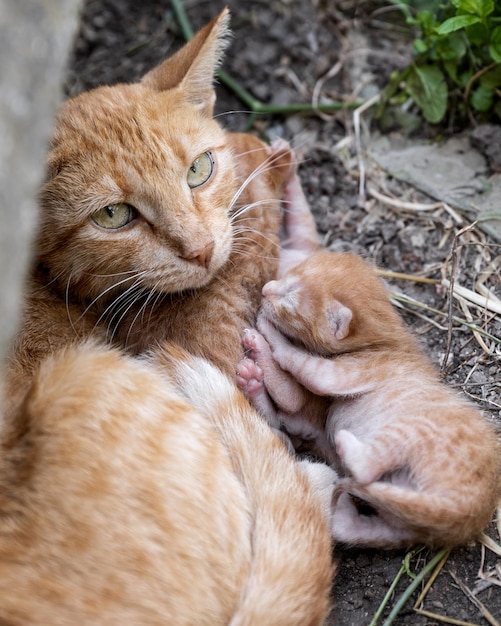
184, 242, 214, 269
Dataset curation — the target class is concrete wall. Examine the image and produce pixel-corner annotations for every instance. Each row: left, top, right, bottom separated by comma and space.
0, 0, 82, 363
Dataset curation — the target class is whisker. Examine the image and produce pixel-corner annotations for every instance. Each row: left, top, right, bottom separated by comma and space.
75, 271, 149, 324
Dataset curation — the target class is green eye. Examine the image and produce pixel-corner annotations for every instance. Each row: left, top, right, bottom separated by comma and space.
187, 152, 213, 188
91, 203, 137, 229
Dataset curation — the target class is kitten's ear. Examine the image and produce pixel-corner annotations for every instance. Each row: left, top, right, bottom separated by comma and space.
326, 301, 352, 340
141, 8, 231, 115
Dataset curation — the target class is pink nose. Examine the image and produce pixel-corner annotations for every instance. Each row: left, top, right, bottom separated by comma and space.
262, 280, 278, 297
184, 242, 214, 269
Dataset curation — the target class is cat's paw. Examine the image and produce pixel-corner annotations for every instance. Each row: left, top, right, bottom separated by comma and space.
236, 357, 264, 399
299, 460, 338, 522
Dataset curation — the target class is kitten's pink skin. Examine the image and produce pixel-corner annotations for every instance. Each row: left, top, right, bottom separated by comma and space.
250, 247, 500, 548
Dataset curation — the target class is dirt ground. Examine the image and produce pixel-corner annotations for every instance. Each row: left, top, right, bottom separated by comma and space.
66, 1, 501, 624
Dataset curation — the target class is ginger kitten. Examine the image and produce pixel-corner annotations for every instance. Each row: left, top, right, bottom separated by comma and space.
238, 249, 500, 548
0, 11, 336, 623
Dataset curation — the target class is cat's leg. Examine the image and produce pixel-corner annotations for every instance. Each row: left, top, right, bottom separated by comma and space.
242, 328, 307, 414
298, 460, 338, 522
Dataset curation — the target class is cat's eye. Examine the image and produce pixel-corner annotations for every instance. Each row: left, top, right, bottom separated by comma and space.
91, 203, 137, 229
187, 152, 213, 188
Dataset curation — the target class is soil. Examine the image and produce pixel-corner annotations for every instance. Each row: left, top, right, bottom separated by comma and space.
66, 1, 501, 624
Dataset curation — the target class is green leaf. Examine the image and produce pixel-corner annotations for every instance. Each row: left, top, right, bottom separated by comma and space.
489, 26, 501, 61
437, 15, 482, 34
454, 0, 494, 16
413, 38, 428, 54
435, 32, 467, 60
471, 85, 494, 110
406, 64, 448, 123
480, 64, 501, 88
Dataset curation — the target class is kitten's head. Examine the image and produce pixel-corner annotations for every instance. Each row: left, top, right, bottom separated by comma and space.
261, 249, 402, 354
37, 10, 240, 306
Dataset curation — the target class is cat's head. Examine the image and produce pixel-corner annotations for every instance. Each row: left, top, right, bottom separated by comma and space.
37, 10, 240, 306
260, 249, 402, 354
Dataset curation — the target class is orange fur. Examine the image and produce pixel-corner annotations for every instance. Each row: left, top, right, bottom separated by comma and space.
0, 11, 335, 623
241, 248, 500, 548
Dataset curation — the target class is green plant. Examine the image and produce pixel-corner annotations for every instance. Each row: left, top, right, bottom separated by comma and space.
381, 0, 501, 125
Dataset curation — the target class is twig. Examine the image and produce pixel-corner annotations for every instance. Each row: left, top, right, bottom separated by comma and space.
443, 223, 479, 370
448, 569, 501, 626
353, 93, 381, 200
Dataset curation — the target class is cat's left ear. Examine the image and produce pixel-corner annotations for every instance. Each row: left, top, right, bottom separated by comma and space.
141, 8, 231, 116
326, 301, 352, 340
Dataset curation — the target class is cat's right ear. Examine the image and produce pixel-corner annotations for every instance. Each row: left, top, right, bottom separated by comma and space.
326, 301, 352, 340
141, 8, 231, 116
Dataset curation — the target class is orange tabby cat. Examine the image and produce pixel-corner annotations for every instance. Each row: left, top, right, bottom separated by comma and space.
3, 8, 292, 419
0, 10, 336, 624
238, 247, 500, 548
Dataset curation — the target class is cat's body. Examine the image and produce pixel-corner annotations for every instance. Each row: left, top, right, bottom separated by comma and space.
238, 247, 500, 548
0, 11, 336, 624
0, 342, 334, 625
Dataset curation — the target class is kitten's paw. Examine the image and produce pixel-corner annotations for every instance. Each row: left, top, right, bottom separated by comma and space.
236, 357, 264, 399
335, 430, 374, 484
242, 328, 271, 363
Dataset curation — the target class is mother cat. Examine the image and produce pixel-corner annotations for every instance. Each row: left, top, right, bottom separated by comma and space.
0, 10, 335, 625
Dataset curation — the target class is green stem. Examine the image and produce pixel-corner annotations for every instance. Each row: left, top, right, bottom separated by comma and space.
369, 548, 423, 626
381, 549, 449, 626
170, 0, 364, 116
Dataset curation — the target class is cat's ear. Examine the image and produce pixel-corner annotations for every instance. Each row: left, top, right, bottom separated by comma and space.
141, 8, 231, 115
326, 301, 352, 340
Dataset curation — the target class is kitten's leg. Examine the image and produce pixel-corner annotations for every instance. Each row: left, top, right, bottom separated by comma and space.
242, 328, 307, 414
258, 317, 377, 397
330, 491, 414, 548
335, 429, 379, 484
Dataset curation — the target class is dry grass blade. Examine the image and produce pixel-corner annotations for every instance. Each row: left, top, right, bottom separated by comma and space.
368, 185, 445, 212
458, 300, 492, 355
376, 268, 439, 285
442, 279, 501, 316
448, 569, 501, 626
480, 532, 501, 558
389, 292, 501, 344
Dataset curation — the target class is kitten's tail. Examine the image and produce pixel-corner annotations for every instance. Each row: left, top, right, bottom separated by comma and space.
153, 343, 335, 626
335, 478, 493, 547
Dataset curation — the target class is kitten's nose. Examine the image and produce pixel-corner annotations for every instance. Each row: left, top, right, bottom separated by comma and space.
184, 242, 214, 269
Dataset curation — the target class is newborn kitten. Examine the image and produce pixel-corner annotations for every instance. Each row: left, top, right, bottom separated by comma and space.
238, 248, 500, 548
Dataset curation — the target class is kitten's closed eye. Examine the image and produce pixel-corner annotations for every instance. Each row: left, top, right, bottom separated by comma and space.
91, 203, 138, 229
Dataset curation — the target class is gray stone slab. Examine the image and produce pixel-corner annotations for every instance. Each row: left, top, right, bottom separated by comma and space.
369, 134, 501, 243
